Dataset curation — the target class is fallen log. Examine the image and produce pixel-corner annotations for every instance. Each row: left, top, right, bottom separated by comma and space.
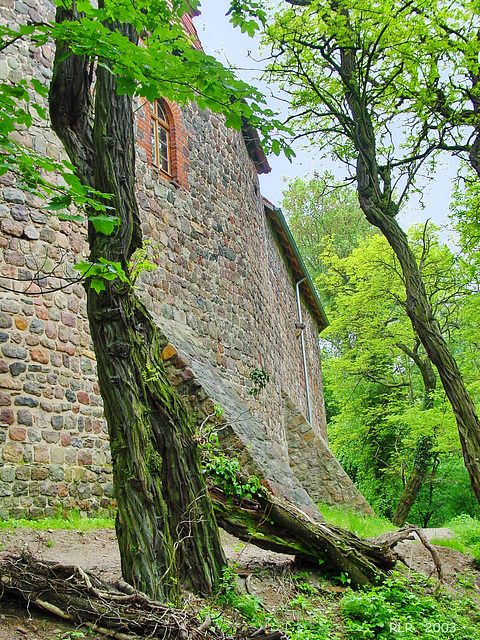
0, 552, 286, 640
209, 486, 396, 587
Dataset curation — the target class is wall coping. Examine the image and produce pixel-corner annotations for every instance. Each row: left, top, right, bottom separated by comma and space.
263, 198, 328, 331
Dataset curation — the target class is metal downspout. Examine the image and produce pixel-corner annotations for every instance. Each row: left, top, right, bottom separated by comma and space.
296, 277, 312, 425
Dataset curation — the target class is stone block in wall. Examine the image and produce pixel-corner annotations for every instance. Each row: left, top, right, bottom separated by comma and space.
282, 393, 374, 515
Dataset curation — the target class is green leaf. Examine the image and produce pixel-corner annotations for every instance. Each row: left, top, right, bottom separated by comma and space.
89, 215, 120, 235
58, 212, 84, 223
30, 78, 48, 98
271, 139, 280, 156
91, 278, 106, 293
46, 194, 72, 210
224, 112, 243, 129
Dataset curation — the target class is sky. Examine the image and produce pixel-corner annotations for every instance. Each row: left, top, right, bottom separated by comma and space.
194, 3, 456, 236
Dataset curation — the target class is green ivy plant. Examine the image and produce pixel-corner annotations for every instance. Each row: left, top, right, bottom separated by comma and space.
203, 454, 264, 501
248, 367, 270, 397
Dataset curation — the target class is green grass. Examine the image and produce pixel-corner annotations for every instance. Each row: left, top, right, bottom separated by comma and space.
0, 510, 115, 531
318, 503, 396, 538
437, 514, 480, 565
429, 538, 466, 553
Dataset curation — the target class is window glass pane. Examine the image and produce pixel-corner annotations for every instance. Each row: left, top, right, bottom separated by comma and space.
159, 127, 170, 174
156, 101, 168, 124
150, 100, 171, 174
151, 120, 158, 166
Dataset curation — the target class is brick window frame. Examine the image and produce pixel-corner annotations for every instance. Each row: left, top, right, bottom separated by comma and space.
151, 99, 172, 177
137, 98, 189, 188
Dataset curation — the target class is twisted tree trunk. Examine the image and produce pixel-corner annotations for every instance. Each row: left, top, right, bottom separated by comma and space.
357, 194, 480, 505
337, 36, 480, 507
50, 5, 225, 601
392, 438, 432, 527
393, 347, 436, 526
47, 3, 400, 599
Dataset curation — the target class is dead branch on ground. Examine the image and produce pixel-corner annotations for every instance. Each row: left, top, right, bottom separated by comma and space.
0, 552, 286, 640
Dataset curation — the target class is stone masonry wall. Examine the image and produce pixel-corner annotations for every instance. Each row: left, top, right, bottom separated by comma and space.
133, 99, 327, 459
0, 0, 371, 518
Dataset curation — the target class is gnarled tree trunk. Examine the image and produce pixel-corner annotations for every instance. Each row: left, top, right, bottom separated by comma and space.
393, 347, 436, 526
358, 192, 480, 506
48, 3, 400, 599
50, 5, 225, 601
392, 438, 432, 527
337, 40, 480, 507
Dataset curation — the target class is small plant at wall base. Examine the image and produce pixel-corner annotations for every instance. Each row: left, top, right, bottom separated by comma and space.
248, 367, 270, 397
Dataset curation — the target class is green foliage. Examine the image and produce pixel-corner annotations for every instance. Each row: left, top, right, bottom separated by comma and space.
340, 574, 480, 639
286, 614, 333, 640
216, 565, 266, 627
313, 226, 477, 524
446, 514, 480, 565
74, 258, 130, 294
227, 1, 267, 37
407, 456, 480, 527
128, 241, 156, 285
248, 367, 270, 397
2, 0, 290, 171
216, 564, 238, 602
208, 564, 480, 640
318, 504, 395, 539
204, 454, 264, 500
281, 172, 375, 302
455, 569, 477, 590
264, 0, 436, 177
198, 414, 264, 502
0, 0, 292, 298
450, 166, 480, 259
0, 72, 114, 217
56, 632, 86, 640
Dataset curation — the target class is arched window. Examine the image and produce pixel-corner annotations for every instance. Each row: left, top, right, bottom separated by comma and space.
151, 99, 171, 176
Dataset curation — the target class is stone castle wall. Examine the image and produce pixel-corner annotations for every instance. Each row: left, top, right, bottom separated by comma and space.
0, 0, 372, 519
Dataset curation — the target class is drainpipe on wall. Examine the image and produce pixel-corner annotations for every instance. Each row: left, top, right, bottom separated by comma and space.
295, 277, 312, 425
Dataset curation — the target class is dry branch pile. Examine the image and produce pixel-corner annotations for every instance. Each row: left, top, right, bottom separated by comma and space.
0, 552, 285, 640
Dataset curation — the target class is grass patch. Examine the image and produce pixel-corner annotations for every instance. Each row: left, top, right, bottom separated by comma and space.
318, 503, 395, 538
442, 514, 480, 565
429, 538, 466, 553
0, 510, 115, 531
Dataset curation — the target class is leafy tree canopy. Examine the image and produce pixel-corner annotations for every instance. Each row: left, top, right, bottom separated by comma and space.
281, 171, 375, 292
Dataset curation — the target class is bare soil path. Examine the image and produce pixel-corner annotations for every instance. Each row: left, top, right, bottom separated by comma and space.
0, 526, 477, 640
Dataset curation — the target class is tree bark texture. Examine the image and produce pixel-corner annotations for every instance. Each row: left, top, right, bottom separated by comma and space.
393, 348, 436, 525
392, 463, 427, 527
210, 487, 395, 587
49, 5, 225, 601
338, 38, 480, 508
47, 3, 411, 598
357, 177, 480, 506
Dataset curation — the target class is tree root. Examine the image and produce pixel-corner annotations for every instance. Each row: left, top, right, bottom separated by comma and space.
380, 524, 444, 594
0, 552, 286, 640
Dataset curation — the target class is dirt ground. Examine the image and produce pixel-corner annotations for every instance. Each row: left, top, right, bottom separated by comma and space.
0, 526, 479, 640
